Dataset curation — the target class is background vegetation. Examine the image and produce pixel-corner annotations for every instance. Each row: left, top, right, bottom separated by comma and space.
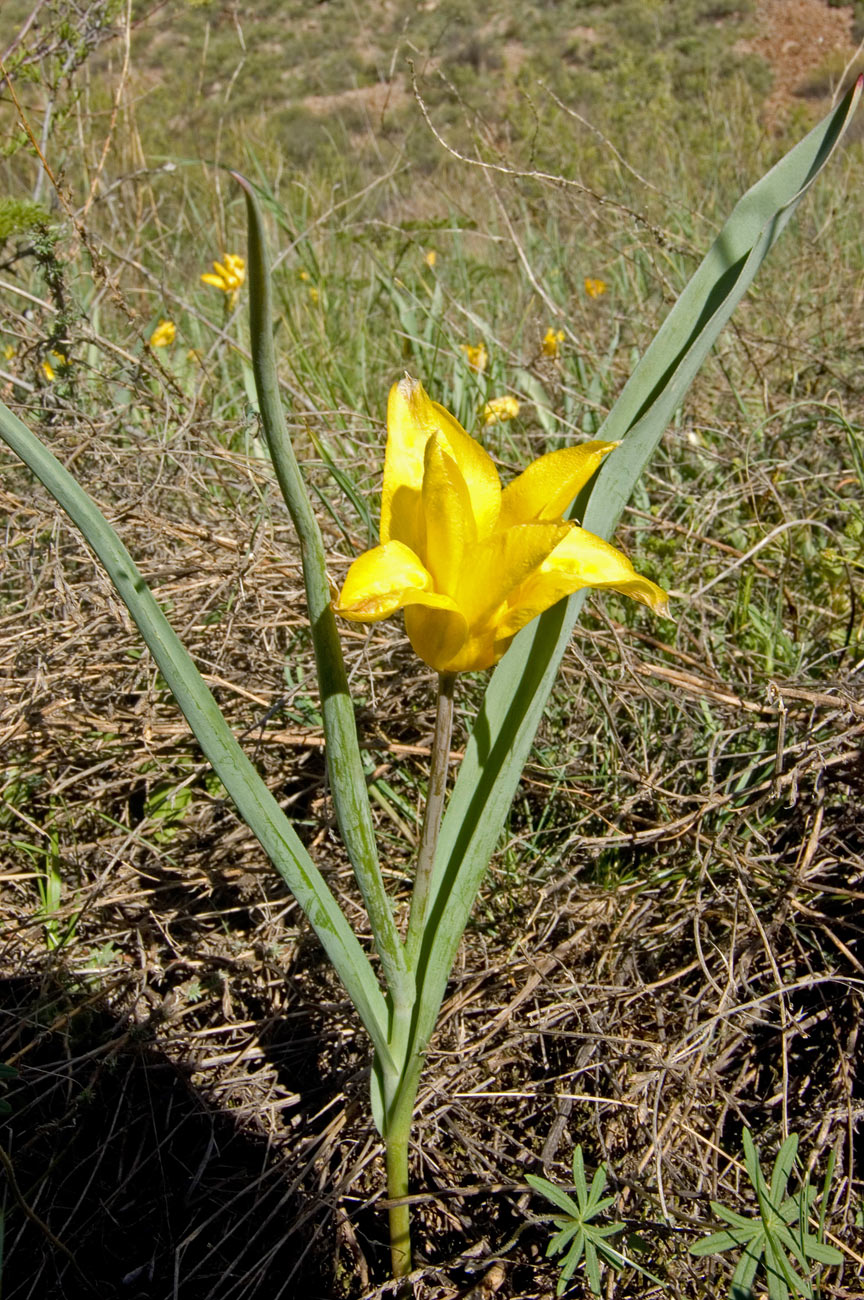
1, 2, 863, 1296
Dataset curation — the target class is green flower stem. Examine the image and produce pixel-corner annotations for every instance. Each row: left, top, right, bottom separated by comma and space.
385, 1118, 413, 1281
234, 173, 409, 1004
406, 672, 456, 966
382, 1043, 427, 1282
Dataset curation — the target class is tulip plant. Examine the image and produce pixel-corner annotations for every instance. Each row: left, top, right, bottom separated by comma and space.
0, 81, 859, 1286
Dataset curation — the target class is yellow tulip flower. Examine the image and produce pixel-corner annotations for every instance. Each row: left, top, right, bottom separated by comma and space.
333, 376, 667, 674
41, 350, 68, 382
201, 252, 246, 307
482, 395, 520, 425
149, 319, 176, 348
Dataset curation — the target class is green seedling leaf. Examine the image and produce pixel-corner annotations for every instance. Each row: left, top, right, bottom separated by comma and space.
528, 1147, 658, 1297
691, 1130, 843, 1300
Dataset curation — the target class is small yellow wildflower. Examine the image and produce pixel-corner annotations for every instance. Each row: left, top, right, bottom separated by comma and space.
424, 249, 437, 268
149, 319, 176, 348
460, 342, 488, 372
201, 252, 246, 307
299, 269, 311, 281
42, 350, 68, 382
542, 328, 565, 358
3, 343, 16, 361
483, 395, 520, 426
584, 277, 607, 299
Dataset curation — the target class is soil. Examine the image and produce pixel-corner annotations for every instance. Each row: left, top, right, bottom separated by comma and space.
751, 0, 860, 123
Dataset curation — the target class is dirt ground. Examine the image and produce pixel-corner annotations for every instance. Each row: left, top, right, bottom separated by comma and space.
751, 0, 860, 122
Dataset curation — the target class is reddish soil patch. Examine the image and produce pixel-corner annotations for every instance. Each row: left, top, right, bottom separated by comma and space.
751, 0, 859, 122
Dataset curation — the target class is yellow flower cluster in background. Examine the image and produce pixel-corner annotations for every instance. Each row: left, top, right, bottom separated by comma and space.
201, 253, 246, 307
299, 269, 319, 303
483, 395, 520, 425
584, 276, 607, 299
424, 249, 437, 268
542, 327, 565, 358
149, 319, 176, 348
460, 342, 488, 372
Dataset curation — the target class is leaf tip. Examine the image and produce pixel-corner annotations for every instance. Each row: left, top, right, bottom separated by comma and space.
230, 170, 253, 197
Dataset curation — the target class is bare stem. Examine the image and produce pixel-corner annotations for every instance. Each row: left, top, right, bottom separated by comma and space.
406, 672, 456, 964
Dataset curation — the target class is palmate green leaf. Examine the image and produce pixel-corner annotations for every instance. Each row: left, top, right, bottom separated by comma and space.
0, 396, 394, 1073
409, 77, 863, 1066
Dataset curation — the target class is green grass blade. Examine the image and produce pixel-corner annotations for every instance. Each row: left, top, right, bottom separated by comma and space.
411, 77, 862, 1064
233, 172, 408, 997
0, 396, 393, 1069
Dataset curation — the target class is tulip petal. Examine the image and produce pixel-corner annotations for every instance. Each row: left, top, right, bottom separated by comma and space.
498, 442, 617, 529
334, 540, 446, 621
456, 522, 571, 628
498, 525, 668, 637
421, 434, 475, 595
404, 604, 470, 672
383, 376, 501, 548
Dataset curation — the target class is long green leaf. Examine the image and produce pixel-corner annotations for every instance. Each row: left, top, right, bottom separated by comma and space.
412, 79, 862, 1056
233, 173, 408, 1000
0, 396, 393, 1069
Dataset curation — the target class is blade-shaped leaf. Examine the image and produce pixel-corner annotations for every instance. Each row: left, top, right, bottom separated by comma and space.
0, 396, 393, 1070
800, 1237, 844, 1267
234, 173, 408, 999
548, 1222, 583, 1259
584, 1237, 601, 1296
691, 1225, 760, 1257
410, 78, 862, 1064
731, 1235, 766, 1299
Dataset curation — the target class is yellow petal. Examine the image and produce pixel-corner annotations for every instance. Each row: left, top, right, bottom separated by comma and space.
201, 272, 226, 288
498, 442, 617, 529
499, 526, 668, 638
455, 522, 571, 630
404, 604, 471, 672
406, 605, 506, 673
421, 434, 475, 595
333, 541, 439, 621
382, 376, 501, 548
